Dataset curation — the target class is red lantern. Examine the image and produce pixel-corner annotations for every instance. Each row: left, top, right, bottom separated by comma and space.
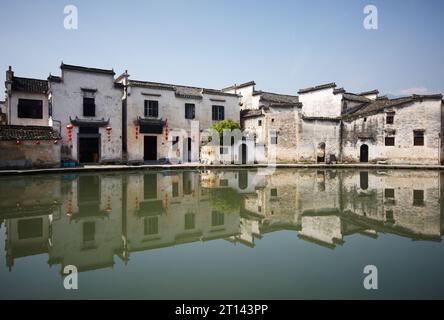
35, 140, 40, 145
16, 139, 21, 145
54, 140, 59, 144
135, 126, 139, 140
106, 126, 112, 142
66, 124, 73, 143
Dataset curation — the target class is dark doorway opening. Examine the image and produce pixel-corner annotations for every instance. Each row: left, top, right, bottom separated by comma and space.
79, 137, 100, 163
240, 144, 247, 164
360, 144, 369, 162
144, 136, 157, 161
317, 142, 326, 163
187, 137, 192, 162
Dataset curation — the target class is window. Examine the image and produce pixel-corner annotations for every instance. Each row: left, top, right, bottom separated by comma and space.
386, 112, 394, 124
271, 135, 278, 145
212, 105, 225, 121
363, 117, 367, 122
414, 130, 424, 146
185, 103, 195, 119
144, 216, 159, 235
413, 190, 424, 206
258, 206, 261, 212
172, 182, 179, 197
271, 118, 275, 123
385, 137, 395, 146
17, 99, 43, 119
211, 211, 224, 226
271, 188, 277, 197
384, 188, 395, 198
219, 179, 228, 187
185, 213, 195, 230
144, 174, 157, 200
83, 97, 95, 117
144, 100, 159, 118
258, 120, 262, 126
83, 222, 95, 242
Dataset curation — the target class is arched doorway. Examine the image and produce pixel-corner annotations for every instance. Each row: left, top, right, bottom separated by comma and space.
360, 144, 369, 163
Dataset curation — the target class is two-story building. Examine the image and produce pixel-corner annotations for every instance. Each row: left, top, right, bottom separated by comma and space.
49, 63, 124, 164
117, 72, 240, 164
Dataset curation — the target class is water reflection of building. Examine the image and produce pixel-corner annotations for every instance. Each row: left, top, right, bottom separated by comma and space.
2, 169, 444, 273
123, 171, 240, 261
0, 176, 61, 270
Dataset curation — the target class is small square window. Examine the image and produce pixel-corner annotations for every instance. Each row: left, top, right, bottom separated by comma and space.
185, 103, 195, 119
271, 136, 278, 145
219, 179, 228, 187
386, 112, 394, 124
271, 188, 277, 197
258, 120, 262, 126
385, 188, 395, 198
385, 137, 395, 146
413, 190, 424, 206
414, 130, 424, 146
83, 97, 95, 117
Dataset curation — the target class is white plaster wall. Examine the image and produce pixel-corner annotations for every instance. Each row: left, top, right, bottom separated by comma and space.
8, 92, 49, 126
126, 85, 239, 162
50, 70, 123, 163
299, 88, 343, 118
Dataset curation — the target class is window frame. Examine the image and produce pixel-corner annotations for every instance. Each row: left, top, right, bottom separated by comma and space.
83, 97, 96, 117
17, 99, 43, 119
212, 105, 225, 121
413, 130, 424, 146
385, 136, 395, 146
144, 100, 159, 118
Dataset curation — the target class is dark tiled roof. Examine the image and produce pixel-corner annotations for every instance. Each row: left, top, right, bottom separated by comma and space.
175, 86, 203, 100
222, 81, 256, 92
0, 125, 61, 141
253, 91, 299, 104
358, 89, 379, 96
333, 87, 346, 94
129, 80, 238, 98
60, 63, 115, 75
342, 93, 371, 103
344, 94, 443, 120
298, 82, 336, 94
343, 97, 415, 120
241, 109, 263, 119
70, 117, 110, 127
48, 75, 62, 83
11, 77, 48, 94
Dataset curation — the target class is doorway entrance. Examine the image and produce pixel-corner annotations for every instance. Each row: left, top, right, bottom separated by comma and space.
317, 142, 326, 163
360, 144, 369, 162
240, 144, 247, 164
144, 136, 157, 161
79, 137, 100, 163
187, 137, 192, 162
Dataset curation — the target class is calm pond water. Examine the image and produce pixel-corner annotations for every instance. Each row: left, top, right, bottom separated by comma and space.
0, 168, 444, 299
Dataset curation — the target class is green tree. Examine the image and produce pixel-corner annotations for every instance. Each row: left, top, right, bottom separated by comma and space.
210, 119, 241, 135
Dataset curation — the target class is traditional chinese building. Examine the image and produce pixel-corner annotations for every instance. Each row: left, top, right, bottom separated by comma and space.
116, 72, 240, 164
